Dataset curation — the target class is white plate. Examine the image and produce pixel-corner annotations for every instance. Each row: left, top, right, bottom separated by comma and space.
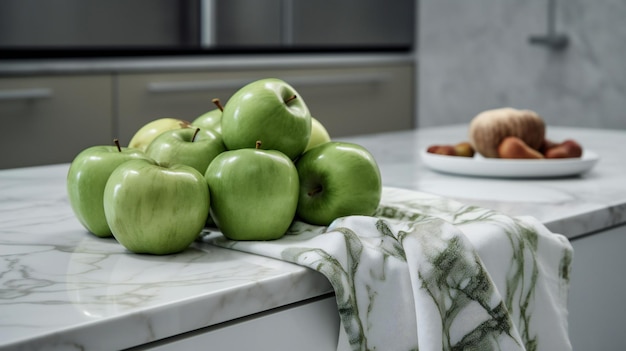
421, 149, 600, 178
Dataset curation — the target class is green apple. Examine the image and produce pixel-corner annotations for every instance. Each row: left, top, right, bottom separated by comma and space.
67, 139, 150, 237
128, 118, 192, 152
221, 78, 312, 160
205, 141, 299, 241
295, 141, 382, 226
103, 159, 209, 255
192, 98, 224, 134
146, 127, 226, 174
304, 117, 331, 152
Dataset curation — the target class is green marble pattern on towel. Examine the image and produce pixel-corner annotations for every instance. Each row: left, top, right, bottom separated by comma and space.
209, 188, 573, 351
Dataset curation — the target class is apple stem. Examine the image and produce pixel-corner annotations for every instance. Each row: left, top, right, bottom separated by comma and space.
192, 128, 201, 142
256, 140, 262, 149
308, 186, 323, 197
113, 139, 122, 152
212, 98, 224, 112
284, 95, 297, 104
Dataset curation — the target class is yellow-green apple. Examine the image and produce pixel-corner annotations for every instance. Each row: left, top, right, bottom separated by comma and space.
295, 142, 382, 226
103, 159, 209, 255
146, 127, 226, 174
67, 139, 150, 237
221, 78, 311, 160
205, 141, 299, 240
192, 98, 224, 134
128, 118, 192, 152
304, 117, 331, 152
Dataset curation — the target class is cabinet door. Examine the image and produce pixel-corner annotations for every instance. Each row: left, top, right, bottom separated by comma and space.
0, 75, 112, 169
141, 295, 340, 350
116, 64, 414, 144
568, 225, 626, 350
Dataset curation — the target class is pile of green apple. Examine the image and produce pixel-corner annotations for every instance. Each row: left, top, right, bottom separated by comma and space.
67, 78, 382, 255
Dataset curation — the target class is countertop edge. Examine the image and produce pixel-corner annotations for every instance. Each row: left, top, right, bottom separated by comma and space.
0, 53, 415, 76
1, 255, 333, 351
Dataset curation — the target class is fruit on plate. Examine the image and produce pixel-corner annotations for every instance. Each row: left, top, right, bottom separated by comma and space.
128, 118, 192, 152
205, 141, 299, 241
427, 142, 475, 157
146, 127, 226, 174
304, 117, 331, 152
429, 107, 585, 160
192, 98, 224, 134
67, 139, 150, 237
103, 159, 209, 255
453, 142, 475, 157
221, 78, 312, 160
295, 141, 382, 226
539, 138, 559, 154
469, 107, 545, 158
544, 139, 583, 159
427, 145, 456, 156
497, 136, 544, 159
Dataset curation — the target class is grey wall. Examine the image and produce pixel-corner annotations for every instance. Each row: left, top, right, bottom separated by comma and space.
417, 0, 626, 129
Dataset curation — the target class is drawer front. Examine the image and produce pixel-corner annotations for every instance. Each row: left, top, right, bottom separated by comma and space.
142, 295, 340, 350
116, 64, 414, 145
0, 75, 113, 169
569, 225, 626, 351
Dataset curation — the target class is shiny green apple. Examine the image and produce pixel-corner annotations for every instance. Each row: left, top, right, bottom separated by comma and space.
67, 139, 150, 237
103, 159, 209, 255
304, 117, 331, 152
205, 141, 299, 240
295, 142, 382, 226
146, 127, 226, 174
192, 98, 224, 134
128, 118, 192, 152
221, 78, 311, 160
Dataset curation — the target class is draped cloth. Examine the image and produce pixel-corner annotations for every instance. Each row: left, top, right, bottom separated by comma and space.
208, 187, 572, 351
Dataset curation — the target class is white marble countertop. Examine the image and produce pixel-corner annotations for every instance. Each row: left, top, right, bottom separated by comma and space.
341, 124, 626, 240
1, 124, 624, 350
0, 165, 333, 350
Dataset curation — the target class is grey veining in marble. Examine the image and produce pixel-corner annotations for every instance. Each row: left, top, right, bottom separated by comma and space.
1, 124, 625, 350
418, 0, 626, 130
0, 164, 332, 350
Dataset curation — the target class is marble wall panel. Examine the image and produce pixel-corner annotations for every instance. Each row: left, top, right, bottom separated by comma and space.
417, 0, 626, 129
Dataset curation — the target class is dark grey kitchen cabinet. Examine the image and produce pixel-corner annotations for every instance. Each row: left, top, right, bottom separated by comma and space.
0, 60, 414, 168
0, 75, 113, 169
115, 63, 414, 146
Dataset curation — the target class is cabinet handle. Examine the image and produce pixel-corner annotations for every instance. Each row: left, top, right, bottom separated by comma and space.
147, 73, 390, 94
148, 78, 255, 93
286, 73, 390, 87
0, 88, 53, 101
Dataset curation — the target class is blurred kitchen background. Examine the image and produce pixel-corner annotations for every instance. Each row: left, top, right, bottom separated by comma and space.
1, 0, 624, 169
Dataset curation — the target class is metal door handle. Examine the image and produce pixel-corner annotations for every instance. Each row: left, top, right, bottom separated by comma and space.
147, 73, 390, 94
148, 78, 255, 93
287, 73, 390, 87
0, 88, 53, 101
529, 0, 569, 50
